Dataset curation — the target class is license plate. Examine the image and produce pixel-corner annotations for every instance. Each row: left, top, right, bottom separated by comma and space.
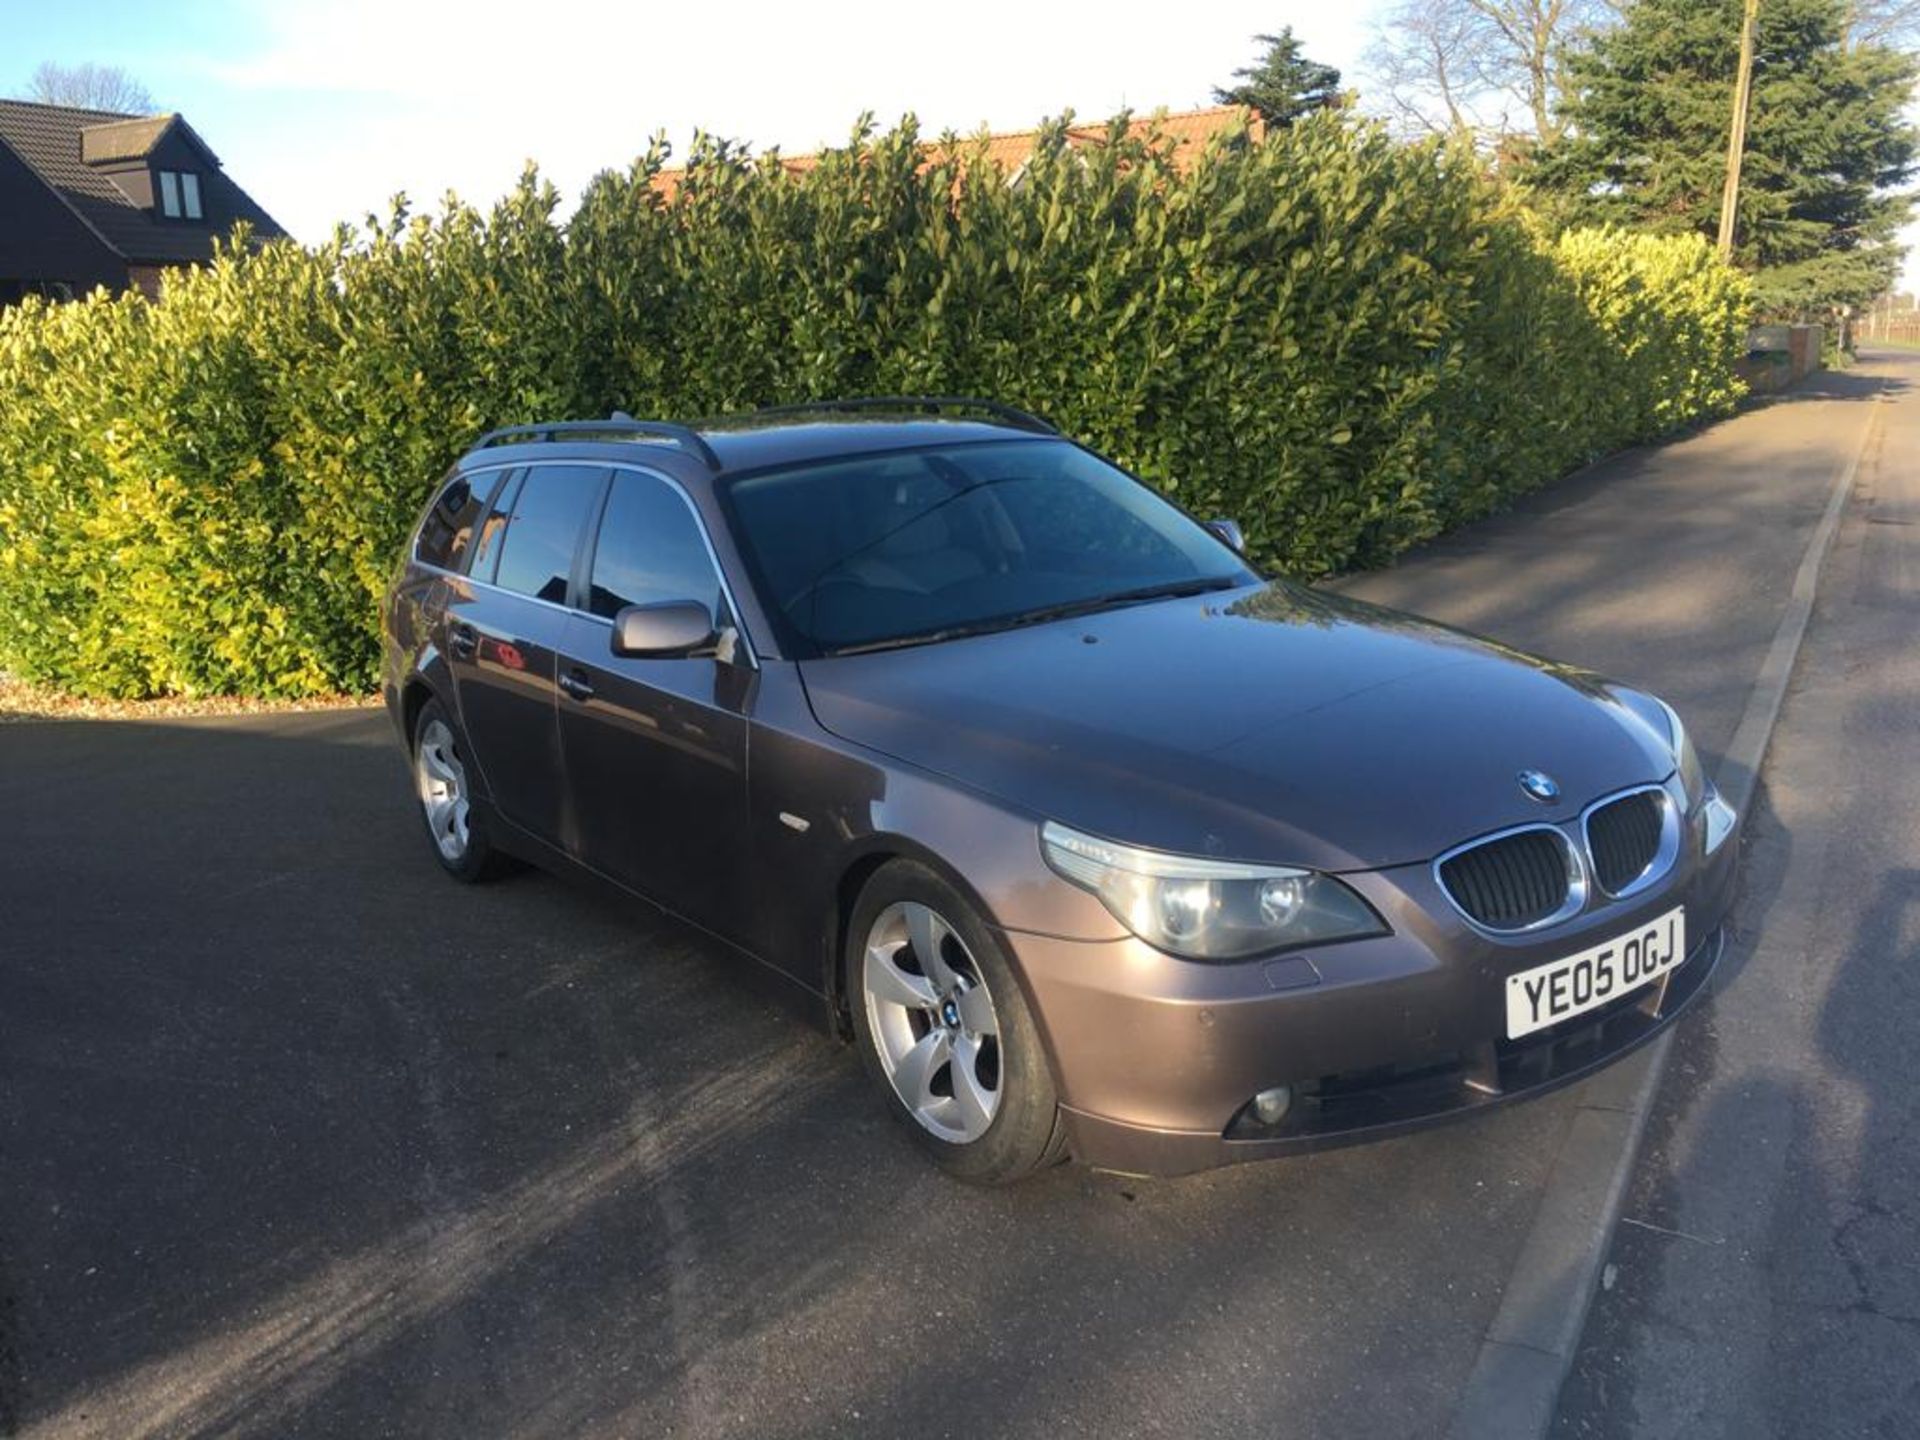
1505, 907, 1686, 1039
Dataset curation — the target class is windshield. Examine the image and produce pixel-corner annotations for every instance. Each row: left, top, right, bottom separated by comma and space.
724, 439, 1258, 655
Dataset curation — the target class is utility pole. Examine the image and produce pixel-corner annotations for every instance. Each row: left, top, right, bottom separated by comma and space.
1717, 0, 1761, 259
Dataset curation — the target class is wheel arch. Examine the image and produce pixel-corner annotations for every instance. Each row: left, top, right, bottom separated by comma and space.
822, 833, 1038, 1041
401, 675, 438, 748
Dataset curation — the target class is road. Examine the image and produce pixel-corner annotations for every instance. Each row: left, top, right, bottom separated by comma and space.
0, 352, 1911, 1439
1553, 350, 1920, 1439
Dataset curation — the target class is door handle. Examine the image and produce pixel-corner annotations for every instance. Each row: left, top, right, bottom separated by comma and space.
448, 623, 478, 659
558, 669, 596, 703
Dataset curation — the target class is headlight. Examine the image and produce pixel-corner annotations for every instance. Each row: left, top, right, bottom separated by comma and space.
1656, 698, 1706, 807
1656, 698, 1737, 853
1040, 821, 1387, 961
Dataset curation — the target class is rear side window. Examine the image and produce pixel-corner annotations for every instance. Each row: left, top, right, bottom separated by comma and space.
414, 471, 498, 570
490, 464, 607, 605
585, 472, 725, 620
468, 470, 521, 583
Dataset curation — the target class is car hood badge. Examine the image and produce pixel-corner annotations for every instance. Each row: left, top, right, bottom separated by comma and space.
1518, 769, 1561, 803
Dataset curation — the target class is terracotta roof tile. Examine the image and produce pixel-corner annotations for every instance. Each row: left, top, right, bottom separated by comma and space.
651, 105, 1260, 198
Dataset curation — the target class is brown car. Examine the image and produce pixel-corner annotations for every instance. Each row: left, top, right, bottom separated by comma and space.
383, 399, 1740, 1183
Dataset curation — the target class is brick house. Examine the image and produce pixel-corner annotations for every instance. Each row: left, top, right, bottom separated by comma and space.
651, 104, 1264, 198
0, 99, 286, 305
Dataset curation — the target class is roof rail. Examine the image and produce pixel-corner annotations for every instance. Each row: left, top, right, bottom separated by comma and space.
468, 413, 722, 470
751, 396, 1059, 435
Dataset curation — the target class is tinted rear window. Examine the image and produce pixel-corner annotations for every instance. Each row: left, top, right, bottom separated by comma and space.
468, 470, 521, 583
414, 471, 500, 570
491, 464, 606, 605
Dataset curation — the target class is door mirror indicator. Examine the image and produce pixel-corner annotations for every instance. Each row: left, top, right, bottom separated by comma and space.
610, 601, 718, 659
1204, 518, 1246, 553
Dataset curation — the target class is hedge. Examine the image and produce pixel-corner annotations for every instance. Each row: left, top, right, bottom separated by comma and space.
0, 113, 1750, 699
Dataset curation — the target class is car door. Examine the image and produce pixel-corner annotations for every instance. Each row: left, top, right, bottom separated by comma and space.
555, 466, 756, 942
444, 462, 609, 847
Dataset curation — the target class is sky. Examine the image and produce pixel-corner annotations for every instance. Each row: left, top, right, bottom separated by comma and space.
2, 0, 1914, 288
0, 0, 1381, 241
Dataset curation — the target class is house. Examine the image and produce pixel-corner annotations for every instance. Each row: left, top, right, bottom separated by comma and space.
0, 99, 286, 305
940, 104, 1265, 181
650, 104, 1263, 199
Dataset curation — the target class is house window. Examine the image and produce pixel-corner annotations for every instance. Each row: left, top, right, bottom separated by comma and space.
156, 170, 203, 221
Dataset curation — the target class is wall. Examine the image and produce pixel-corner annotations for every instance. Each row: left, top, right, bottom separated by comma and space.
0, 137, 126, 297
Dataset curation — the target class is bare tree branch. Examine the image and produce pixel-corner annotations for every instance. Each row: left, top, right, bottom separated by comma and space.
23, 62, 156, 114
1844, 0, 1920, 47
1364, 0, 1497, 139
1363, 0, 1614, 143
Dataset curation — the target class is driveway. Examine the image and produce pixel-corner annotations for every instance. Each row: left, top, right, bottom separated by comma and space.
1, 353, 1910, 1439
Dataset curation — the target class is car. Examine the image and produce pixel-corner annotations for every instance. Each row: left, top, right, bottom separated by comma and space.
383, 397, 1741, 1184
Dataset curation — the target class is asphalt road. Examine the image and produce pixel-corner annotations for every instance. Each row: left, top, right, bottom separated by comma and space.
0, 356, 1908, 1440
1553, 349, 1920, 1439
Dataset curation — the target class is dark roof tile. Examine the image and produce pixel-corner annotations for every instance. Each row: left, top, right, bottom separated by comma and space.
0, 99, 285, 267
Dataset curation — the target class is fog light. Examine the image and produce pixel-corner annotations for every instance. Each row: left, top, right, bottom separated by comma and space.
1252, 1086, 1293, 1126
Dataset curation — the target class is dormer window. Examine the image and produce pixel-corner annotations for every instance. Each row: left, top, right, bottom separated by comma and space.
156, 169, 202, 221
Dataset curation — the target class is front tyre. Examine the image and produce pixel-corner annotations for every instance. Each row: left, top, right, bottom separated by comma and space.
849, 861, 1068, 1185
412, 698, 504, 883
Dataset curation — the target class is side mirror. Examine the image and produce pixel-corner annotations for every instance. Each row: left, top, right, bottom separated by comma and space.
611, 600, 718, 659
1204, 518, 1246, 553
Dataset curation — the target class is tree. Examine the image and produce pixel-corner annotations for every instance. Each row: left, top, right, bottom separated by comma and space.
1525, 0, 1917, 311
1214, 29, 1344, 127
23, 61, 155, 113
1365, 0, 1616, 142
1845, 0, 1920, 46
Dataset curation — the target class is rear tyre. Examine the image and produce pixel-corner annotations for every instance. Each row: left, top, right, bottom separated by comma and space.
411, 698, 504, 883
849, 860, 1069, 1185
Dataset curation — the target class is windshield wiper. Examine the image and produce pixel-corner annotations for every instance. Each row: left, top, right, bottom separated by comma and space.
825, 626, 1005, 657
989, 575, 1244, 629
820, 576, 1244, 658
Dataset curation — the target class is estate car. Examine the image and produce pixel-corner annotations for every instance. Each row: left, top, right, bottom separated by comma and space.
383, 399, 1739, 1183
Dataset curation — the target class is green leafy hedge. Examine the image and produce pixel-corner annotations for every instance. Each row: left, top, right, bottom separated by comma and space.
0, 113, 1750, 698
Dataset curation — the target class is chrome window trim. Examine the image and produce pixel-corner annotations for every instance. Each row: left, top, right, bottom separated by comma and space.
1580, 780, 1683, 901
417, 459, 760, 671
1433, 822, 1590, 937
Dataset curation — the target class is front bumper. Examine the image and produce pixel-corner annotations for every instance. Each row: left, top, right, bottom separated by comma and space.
1009, 805, 1739, 1178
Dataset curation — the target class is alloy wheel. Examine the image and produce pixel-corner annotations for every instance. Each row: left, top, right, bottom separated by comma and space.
415, 718, 471, 863
862, 900, 1003, 1143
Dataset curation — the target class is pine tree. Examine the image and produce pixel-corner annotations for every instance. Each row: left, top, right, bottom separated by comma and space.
1215, 29, 1345, 127
1524, 0, 1917, 311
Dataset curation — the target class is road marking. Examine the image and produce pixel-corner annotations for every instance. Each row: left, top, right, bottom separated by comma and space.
1445, 388, 1887, 1440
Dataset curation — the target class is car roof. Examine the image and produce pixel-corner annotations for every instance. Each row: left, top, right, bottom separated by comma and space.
699, 417, 1053, 475
457, 410, 1060, 482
